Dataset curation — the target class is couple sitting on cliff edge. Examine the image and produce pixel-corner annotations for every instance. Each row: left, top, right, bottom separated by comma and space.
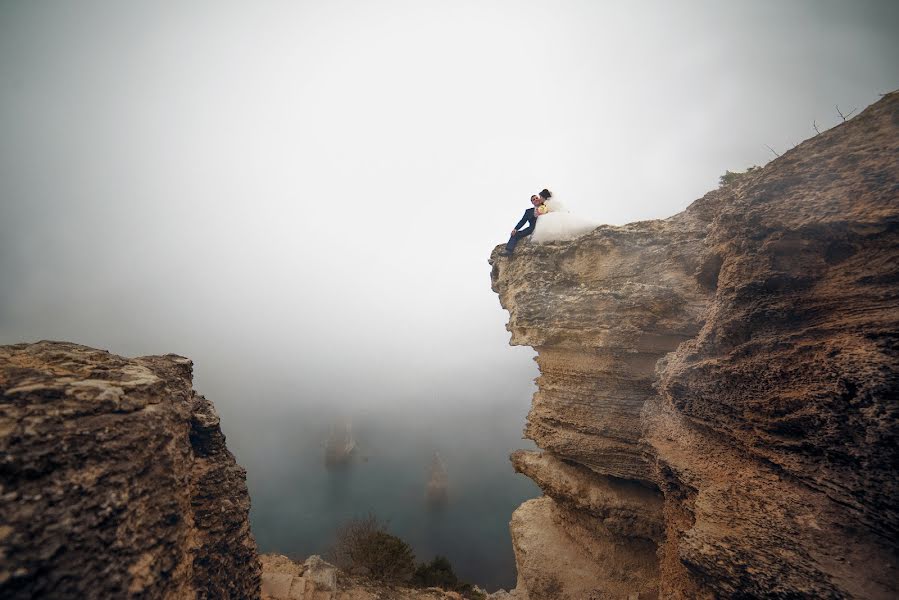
502, 188, 597, 254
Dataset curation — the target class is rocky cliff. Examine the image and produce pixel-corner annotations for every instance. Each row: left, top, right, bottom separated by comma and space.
490, 92, 899, 599
0, 341, 260, 599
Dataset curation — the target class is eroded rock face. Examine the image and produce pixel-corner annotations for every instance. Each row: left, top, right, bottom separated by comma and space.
0, 341, 260, 599
491, 92, 899, 599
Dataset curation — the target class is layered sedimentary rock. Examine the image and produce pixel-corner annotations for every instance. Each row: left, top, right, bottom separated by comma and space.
491, 91, 899, 599
0, 341, 260, 599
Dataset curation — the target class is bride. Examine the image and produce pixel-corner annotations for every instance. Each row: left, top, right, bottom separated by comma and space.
530, 188, 598, 243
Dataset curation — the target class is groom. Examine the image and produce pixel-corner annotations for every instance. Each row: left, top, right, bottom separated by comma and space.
502, 194, 545, 255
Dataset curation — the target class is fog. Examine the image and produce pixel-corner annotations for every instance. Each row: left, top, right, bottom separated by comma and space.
1, 0, 897, 589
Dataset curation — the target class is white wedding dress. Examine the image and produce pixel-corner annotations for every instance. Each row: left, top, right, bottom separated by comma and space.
530, 197, 598, 243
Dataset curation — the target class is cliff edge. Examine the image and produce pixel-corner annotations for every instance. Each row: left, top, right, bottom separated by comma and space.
0, 341, 261, 599
490, 92, 899, 599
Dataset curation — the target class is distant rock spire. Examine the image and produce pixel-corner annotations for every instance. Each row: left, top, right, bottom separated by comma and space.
426, 451, 448, 505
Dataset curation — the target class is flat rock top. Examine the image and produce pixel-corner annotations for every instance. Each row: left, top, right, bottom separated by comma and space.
1, 340, 260, 600
1, 341, 193, 415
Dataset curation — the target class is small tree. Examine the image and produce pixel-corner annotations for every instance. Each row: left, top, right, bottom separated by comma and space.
329, 514, 415, 583
413, 555, 459, 588
328, 515, 482, 596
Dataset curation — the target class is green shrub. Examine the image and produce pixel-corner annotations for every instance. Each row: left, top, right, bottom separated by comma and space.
413, 555, 459, 588
359, 530, 416, 582
414, 555, 485, 599
329, 515, 415, 583
718, 165, 759, 188
329, 515, 481, 597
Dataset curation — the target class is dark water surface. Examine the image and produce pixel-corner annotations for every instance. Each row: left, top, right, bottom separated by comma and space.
204, 372, 540, 592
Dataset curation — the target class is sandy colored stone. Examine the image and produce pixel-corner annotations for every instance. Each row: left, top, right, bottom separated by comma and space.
491, 91, 899, 599
260, 554, 468, 600
509, 496, 657, 600
263, 573, 296, 599
261, 553, 306, 578
485, 590, 529, 600
512, 451, 663, 542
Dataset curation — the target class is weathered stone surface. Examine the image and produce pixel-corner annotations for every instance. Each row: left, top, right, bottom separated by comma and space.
491, 206, 713, 486
491, 91, 899, 599
512, 451, 663, 542
305, 555, 339, 594
485, 590, 529, 600
0, 341, 260, 599
509, 497, 658, 600
260, 554, 466, 600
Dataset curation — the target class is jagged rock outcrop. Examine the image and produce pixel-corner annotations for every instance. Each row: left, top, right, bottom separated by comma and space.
0, 341, 260, 599
490, 91, 899, 599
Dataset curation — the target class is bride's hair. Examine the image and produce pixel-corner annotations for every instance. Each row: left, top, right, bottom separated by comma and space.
539, 189, 552, 200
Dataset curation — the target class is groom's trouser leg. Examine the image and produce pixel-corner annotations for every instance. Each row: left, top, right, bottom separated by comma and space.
506, 229, 533, 253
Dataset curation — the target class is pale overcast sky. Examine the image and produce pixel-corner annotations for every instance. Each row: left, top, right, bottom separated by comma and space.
1, 0, 897, 412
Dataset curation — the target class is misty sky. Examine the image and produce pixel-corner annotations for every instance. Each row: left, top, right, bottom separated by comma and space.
1, 1, 897, 416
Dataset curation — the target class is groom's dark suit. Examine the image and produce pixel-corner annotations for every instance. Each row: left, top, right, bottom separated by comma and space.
505, 207, 538, 253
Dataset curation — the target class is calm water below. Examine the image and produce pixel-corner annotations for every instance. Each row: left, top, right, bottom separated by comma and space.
220, 393, 539, 592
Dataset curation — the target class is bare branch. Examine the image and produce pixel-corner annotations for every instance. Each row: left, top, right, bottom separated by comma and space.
765, 144, 781, 158
813, 120, 820, 134
835, 105, 858, 122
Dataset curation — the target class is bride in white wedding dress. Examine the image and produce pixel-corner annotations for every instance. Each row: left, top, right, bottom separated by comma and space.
530, 189, 598, 243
